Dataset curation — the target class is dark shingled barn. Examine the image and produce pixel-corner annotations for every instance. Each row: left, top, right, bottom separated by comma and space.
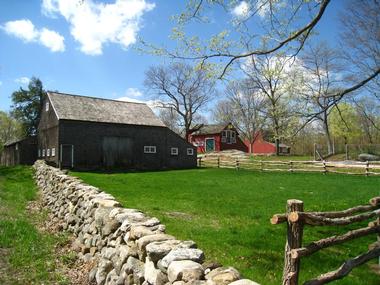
38, 91, 196, 170
0, 136, 37, 166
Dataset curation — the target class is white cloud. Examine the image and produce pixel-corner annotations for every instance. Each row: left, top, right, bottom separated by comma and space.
15, 77, 30, 85
2, 19, 38, 42
2, 19, 65, 52
42, 0, 155, 55
125, 87, 143, 97
232, 1, 249, 18
39, 28, 65, 52
0, 81, 2, 87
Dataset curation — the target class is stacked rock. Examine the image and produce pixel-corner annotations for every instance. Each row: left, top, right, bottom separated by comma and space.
33, 160, 260, 285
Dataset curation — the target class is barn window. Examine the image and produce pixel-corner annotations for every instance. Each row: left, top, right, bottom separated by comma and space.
46, 102, 50, 111
15, 143, 18, 150
42, 149, 46, 157
38, 149, 41, 157
223, 130, 236, 144
221, 131, 227, 143
47, 148, 50, 157
144, 146, 156, 154
187, 148, 194, 155
51, 148, 56, 157
171, 147, 178, 156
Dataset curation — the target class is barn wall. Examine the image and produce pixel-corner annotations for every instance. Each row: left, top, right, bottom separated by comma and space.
59, 120, 196, 170
37, 96, 60, 166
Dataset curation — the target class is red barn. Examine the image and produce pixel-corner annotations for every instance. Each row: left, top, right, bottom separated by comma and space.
190, 123, 248, 153
244, 132, 290, 155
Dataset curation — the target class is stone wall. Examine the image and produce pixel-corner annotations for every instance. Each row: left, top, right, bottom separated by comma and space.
33, 160, 259, 285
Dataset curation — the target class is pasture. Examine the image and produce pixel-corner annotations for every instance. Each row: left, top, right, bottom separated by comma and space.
0, 166, 70, 284
73, 168, 380, 285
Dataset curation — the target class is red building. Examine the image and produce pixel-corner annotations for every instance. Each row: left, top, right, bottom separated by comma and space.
190, 123, 248, 153
244, 132, 290, 155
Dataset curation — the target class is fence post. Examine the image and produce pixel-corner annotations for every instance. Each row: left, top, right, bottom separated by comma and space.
345, 144, 348, 160
289, 161, 293, 173
198, 157, 202, 168
366, 161, 369, 177
261, 160, 264, 171
313, 143, 316, 161
217, 156, 220, 168
236, 159, 239, 170
323, 160, 327, 174
283, 199, 304, 285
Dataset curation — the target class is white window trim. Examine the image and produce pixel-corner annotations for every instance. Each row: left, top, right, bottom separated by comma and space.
187, 148, 194, 156
47, 148, 50, 157
144, 146, 157, 154
171, 147, 178, 156
223, 130, 236, 144
46, 102, 50, 112
51, 148, 56, 157
38, 149, 41, 157
42, 149, 46, 157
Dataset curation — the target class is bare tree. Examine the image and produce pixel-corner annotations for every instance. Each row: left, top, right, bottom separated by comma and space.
297, 43, 345, 155
352, 97, 380, 144
158, 107, 181, 135
144, 63, 216, 141
242, 54, 299, 155
213, 80, 266, 153
340, 0, 380, 99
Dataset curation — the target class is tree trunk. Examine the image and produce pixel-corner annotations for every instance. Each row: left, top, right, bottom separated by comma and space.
282, 199, 304, 285
276, 138, 280, 156
322, 113, 333, 155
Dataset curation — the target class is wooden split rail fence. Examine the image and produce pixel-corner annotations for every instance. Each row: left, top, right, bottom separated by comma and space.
271, 198, 380, 285
197, 156, 380, 176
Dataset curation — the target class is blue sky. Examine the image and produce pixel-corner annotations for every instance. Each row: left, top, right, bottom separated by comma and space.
0, 0, 346, 112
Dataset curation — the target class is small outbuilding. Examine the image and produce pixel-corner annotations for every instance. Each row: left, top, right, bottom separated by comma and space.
190, 123, 248, 153
38, 91, 196, 170
0, 136, 37, 166
244, 132, 290, 155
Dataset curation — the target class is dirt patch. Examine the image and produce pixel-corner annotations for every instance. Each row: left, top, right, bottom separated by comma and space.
165, 211, 194, 220
27, 197, 95, 285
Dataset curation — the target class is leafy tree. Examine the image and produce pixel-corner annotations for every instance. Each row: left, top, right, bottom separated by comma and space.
242, 53, 300, 155
0, 111, 24, 152
11, 77, 47, 135
329, 103, 362, 145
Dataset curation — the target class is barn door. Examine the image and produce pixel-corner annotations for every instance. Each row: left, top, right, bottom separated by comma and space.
205, 138, 215, 152
102, 137, 134, 168
60, 144, 74, 168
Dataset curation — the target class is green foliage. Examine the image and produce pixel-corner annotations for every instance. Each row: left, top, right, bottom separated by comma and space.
329, 103, 363, 144
0, 111, 25, 152
73, 168, 380, 285
0, 166, 68, 284
11, 77, 47, 135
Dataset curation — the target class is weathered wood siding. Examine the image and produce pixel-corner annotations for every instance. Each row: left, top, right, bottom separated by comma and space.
58, 120, 196, 170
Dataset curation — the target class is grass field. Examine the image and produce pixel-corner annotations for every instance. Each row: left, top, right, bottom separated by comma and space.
73, 168, 380, 285
0, 166, 69, 284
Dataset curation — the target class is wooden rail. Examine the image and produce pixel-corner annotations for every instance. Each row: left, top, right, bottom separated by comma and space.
271, 197, 380, 285
197, 156, 380, 176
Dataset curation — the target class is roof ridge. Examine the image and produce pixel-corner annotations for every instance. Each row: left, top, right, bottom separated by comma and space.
47, 91, 147, 105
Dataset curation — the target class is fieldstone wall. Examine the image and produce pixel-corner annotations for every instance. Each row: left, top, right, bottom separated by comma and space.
33, 160, 260, 285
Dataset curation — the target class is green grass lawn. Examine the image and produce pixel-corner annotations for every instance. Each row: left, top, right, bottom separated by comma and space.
0, 166, 69, 284
73, 168, 380, 285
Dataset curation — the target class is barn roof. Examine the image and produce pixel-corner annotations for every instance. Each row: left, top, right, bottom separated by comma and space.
193, 124, 226, 135
47, 91, 165, 127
